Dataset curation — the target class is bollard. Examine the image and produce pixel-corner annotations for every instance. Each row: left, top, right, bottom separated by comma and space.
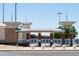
41, 44, 45, 49
31, 44, 34, 49
52, 45, 55, 49
62, 45, 66, 49
16, 43, 18, 48
73, 45, 76, 49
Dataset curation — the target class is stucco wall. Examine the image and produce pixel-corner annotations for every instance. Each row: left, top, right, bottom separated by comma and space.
0, 27, 5, 40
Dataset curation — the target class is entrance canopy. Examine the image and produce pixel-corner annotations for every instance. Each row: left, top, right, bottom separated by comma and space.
16, 28, 65, 33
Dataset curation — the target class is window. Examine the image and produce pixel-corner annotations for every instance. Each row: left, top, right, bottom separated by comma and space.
46, 40, 48, 43
65, 39, 67, 44
65, 39, 70, 44
58, 40, 61, 44
75, 39, 79, 44
67, 40, 69, 44
55, 40, 57, 43
43, 40, 45, 43
31, 40, 33, 43
48, 40, 50, 43
53, 39, 61, 44
34, 40, 36, 43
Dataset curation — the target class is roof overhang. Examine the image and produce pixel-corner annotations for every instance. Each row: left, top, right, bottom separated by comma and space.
16, 28, 65, 33
4, 22, 21, 25
59, 21, 76, 25
20, 22, 32, 25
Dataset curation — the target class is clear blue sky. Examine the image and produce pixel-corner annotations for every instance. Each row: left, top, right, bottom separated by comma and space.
0, 3, 79, 35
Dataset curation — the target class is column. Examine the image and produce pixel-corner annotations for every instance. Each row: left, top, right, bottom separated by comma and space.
18, 32, 23, 42
50, 33, 54, 46
60, 32, 65, 46
26, 32, 30, 46
50, 33, 54, 39
69, 33, 74, 46
38, 33, 41, 39
26, 33, 30, 39
17, 32, 23, 46
38, 33, 41, 47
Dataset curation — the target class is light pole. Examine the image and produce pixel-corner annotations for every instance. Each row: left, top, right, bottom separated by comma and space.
15, 3, 17, 22
3, 3, 4, 23
57, 12, 62, 23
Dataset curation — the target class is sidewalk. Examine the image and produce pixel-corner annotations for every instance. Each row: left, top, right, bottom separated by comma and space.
0, 44, 79, 51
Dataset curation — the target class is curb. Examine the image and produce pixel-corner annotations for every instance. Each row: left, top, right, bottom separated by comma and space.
0, 49, 79, 51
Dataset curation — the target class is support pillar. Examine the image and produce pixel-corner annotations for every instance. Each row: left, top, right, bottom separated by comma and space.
60, 32, 65, 46
50, 33, 54, 46
18, 32, 23, 41
38, 33, 41, 47
26, 32, 30, 46
18, 32, 23, 46
69, 33, 74, 46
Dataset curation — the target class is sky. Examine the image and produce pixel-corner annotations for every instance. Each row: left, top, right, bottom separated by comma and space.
0, 3, 79, 36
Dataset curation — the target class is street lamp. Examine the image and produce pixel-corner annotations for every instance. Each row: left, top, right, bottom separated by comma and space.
15, 3, 17, 22
3, 3, 4, 23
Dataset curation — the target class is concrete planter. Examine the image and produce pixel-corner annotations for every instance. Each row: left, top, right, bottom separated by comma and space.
31, 44, 34, 49
16, 43, 18, 48
41, 44, 45, 49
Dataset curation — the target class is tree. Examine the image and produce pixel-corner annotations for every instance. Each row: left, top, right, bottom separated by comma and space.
58, 25, 78, 46
54, 32, 60, 39
58, 25, 78, 38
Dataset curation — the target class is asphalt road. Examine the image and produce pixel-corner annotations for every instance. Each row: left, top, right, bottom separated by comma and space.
0, 50, 79, 56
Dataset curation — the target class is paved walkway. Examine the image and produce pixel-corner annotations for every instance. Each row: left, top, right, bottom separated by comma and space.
0, 44, 79, 51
